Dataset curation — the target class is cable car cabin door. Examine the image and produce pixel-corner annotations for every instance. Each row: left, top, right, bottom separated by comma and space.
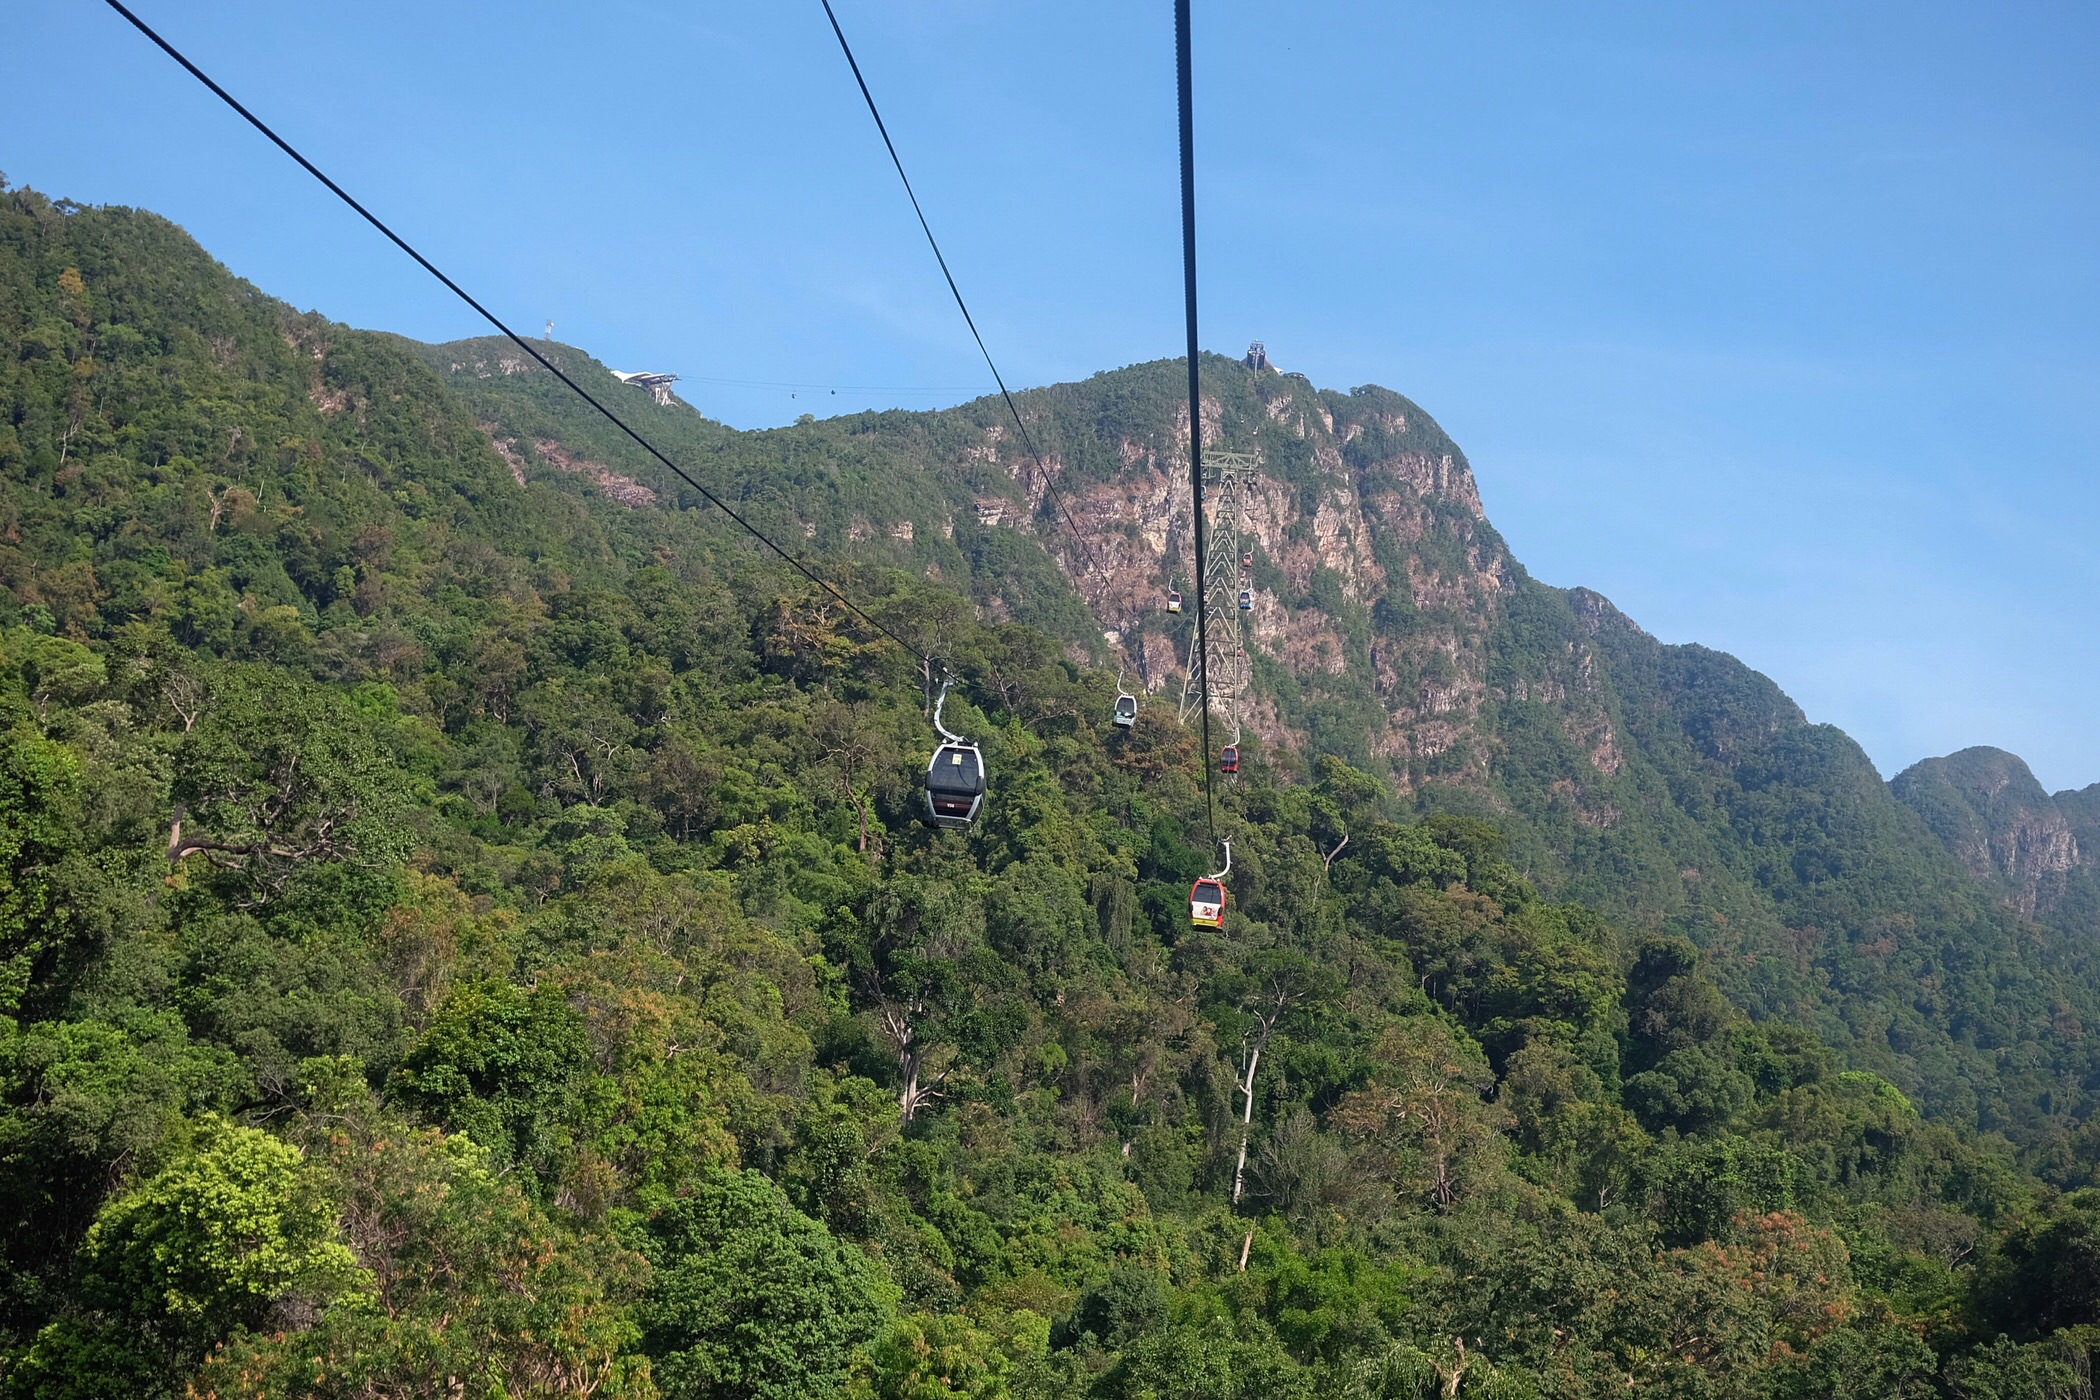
1189, 879, 1226, 928
924, 742, 985, 829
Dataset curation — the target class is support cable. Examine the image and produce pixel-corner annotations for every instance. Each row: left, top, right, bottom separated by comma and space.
104, 0, 941, 672
817, 0, 1107, 585
1175, 0, 1218, 844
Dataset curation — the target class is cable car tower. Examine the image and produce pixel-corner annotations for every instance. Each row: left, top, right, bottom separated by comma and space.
1179, 449, 1257, 729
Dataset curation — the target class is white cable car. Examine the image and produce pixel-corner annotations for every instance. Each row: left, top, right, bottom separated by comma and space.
1166, 588, 1184, 614
1111, 668, 1137, 729
923, 679, 986, 830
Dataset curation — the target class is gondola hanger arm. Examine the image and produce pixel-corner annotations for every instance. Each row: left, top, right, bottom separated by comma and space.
1209, 838, 1232, 881
931, 676, 967, 744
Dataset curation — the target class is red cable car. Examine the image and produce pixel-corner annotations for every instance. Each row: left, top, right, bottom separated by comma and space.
1219, 744, 1239, 774
1189, 877, 1226, 928
1241, 551, 1253, 571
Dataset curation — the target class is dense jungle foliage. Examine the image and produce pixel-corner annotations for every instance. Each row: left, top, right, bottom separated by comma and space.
0, 183, 2095, 1399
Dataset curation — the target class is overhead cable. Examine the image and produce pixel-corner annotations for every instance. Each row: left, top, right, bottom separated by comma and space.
104, 0, 939, 672
1175, 0, 1218, 844
816, 0, 1108, 585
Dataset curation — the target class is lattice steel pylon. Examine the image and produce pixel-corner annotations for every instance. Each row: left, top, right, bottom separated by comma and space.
1179, 450, 1257, 728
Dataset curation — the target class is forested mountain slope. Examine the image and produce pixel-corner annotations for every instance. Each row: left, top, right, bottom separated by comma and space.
425, 329, 2099, 1140
1, 182, 2095, 1400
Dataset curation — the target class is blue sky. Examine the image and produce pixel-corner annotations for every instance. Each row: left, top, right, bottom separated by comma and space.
5, 1, 2097, 790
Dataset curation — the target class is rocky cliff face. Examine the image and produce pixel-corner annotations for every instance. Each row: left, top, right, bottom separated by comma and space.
926, 356, 1614, 804
1892, 747, 2094, 919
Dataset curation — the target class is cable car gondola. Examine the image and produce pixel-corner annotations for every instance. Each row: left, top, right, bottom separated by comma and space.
1189, 840, 1231, 927
1112, 669, 1137, 729
1166, 588, 1183, 614
923, 678, 986, 830
1237, 588, 1253, 611
1219, 744, 1239, 774
1241, 551, 1253, 571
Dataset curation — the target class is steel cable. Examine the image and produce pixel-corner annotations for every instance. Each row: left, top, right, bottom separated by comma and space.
105, 0, 944, 673
817, 0, 1109, 587
1175, 0, 1218, 845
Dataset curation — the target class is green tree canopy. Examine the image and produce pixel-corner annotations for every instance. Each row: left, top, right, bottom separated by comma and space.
640, 1167, 898, 1400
